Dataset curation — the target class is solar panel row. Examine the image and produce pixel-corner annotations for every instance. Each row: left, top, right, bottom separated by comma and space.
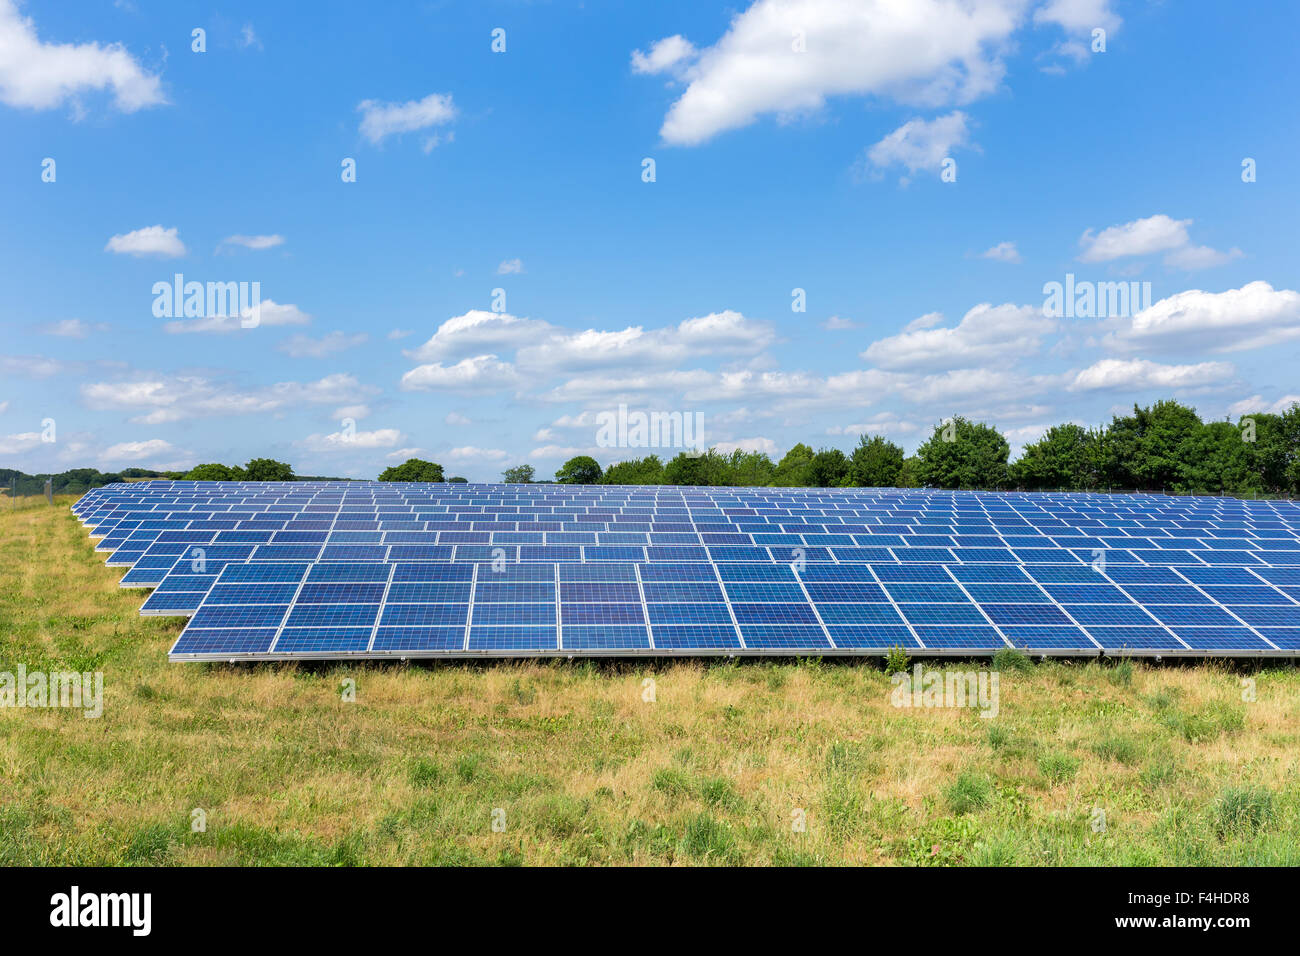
71, 481, 1300, 660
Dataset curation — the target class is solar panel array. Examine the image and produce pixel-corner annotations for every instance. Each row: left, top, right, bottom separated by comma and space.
72, 480, 1300, 661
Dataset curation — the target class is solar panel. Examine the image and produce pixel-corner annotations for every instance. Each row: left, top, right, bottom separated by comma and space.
69, 480, 1300, 660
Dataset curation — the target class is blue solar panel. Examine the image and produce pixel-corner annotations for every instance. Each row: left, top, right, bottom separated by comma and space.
64, 480, 1300, 660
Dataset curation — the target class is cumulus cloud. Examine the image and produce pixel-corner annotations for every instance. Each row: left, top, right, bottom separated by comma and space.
862, 111, 972, 177
978, 240, 1021, 263
1227, 394, 1300, 417
1067, 358, 1234, 392
99, 438, 174, 463
445, 412, 471, 425
81, 372, 377, 424
400, 354, 521, 392
358, 92, 456, 145
631, 34, 698, 77
0, 0, 165, 112
862, 302, 1054, 370
105, 225, 185, 258
447, 446, 510, 462
1077, 214, 1191, 263
641, 0, 1023, 146
496, 258, 524, 274
301, 428, 403, 452
406, 311, 553, 362
162, 299, 310, 334
1103, 282, 1300, 354
1034, 0, 1121, 33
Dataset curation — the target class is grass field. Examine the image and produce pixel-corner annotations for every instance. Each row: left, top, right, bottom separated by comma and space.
2, 495, 1299, 866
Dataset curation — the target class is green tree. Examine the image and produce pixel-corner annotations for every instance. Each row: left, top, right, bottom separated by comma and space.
184, 463, 238, 481
774, 443, 814, 486
243, 458, 295, 481
807, 448, 851, 487
725, 450, 776, 486
555, 455, 602, 484
848, 435, 904, 487
378, 458, 445, 482
502, 464, 536, 483
1099, 400, 1203, 490
1011, 424, 1099, 490
897, 456, 923, 488
1173, 419, 1260, 495
600, 455, 664, 484
447, 475, 469, 483
915, 418, 1010, 489
663, 450, 732, 485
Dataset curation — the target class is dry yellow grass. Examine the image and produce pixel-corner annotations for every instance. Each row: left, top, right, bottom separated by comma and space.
2, 495, 1299, 865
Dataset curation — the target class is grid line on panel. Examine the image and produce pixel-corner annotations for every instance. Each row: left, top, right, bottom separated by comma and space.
1166, 567, 1282, 651
866, 563, 928, 650
555, 562, 563, 651
633, 562, 655, 651
462, 562, 479, 652
364, 561, 397, 653
1093, 559, 1194, 651
792, 565, 837, 649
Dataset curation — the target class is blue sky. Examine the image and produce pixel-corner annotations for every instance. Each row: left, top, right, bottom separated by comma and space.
2, 0, 1298, 480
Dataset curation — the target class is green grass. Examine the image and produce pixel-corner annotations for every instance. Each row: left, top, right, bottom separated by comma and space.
2, 496, 1300, 865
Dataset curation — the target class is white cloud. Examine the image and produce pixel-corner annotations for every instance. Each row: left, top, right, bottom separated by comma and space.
0, 431, 42, 456
99, 438, 174, 463
631, 35, 697, 76
447, 446, 510, 462
302, 428, 403, 452
1068, 358, 1234, 392
388, 329, 414, 340
163, 299, 310, 334
496, 257, 524, 274
0, 400, 7, 415
827, 416, 920, 436
40, 318, 104, 338
1077, 214, 1191, 263
218, 234, 284, 251
978, 240, 1021, 263
387, 447, 424, 459
105, 224, 185, 258
862, 302, 1053, 370
1104, 282, 1300, 354
81, 372, 377, 423
0, 0, 165, 112
445, 412, 471, 425
278, 331, 368, 358
406, 310, 553, 361
1164, 244, 1244, 271
863, 111, 972, 177
516, 310, 774, 373
400, 354, 521, 392
713, 436, 778, 455
1227, 394, 1300, 417
643, 0, 1023, 146
239, 24, 262, 50
334, 404, 371, 421
821, 315, 856, 330
0, 354, 68, 378
358, 92, 456, 145
1034, 0, 1120, 33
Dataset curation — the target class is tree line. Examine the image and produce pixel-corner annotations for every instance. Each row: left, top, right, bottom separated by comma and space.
474, 400, 1299, 496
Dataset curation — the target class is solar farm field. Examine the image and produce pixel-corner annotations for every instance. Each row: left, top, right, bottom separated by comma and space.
78, 481, 1300, 661
2, 489, 1300, 866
